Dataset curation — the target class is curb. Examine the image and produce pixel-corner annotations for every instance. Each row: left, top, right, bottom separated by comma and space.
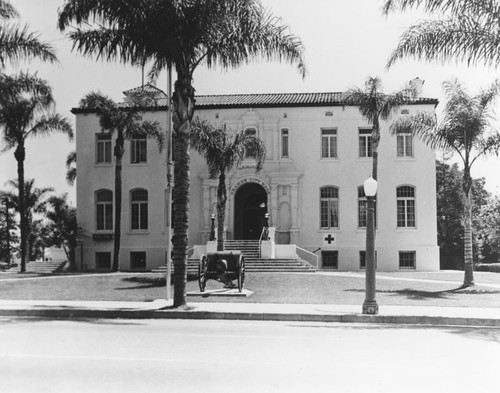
1, 308, 499, 327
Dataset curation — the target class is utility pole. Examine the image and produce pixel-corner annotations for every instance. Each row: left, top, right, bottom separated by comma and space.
165, 65, 173, 300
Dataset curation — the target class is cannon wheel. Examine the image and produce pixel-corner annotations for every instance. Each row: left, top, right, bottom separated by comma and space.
198, 255, 208, 292
237, 255, 245, 292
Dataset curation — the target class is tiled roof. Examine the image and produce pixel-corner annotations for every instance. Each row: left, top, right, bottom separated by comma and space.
72, 90, 438, 113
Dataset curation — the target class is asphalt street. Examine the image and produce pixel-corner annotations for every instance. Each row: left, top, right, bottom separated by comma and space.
0, 317, 498, 393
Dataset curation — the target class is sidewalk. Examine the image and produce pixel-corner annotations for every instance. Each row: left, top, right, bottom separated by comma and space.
0, 299, 499, 327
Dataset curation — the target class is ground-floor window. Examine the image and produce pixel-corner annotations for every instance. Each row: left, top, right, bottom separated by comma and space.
131, 251, 147, 270
322, 250, 338, 270
399, 251, 416, 270
95, 252, 111, 270
359, 250, 377, 270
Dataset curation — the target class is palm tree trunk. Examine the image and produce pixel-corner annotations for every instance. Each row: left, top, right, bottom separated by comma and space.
217, 171, 227, 252
14, 144, 27, 273
371, 122, 380, 181
112, 136, 124, 272
171, 69, 195, 308
463, 171, 474, 287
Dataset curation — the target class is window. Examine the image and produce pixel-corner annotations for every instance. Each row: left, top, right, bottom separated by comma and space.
321, 128, 337, 159
131, 189, 148, 230
397, 186, 416, 228
96, 190, 113, 231
320, 186, 339, 229
322, 250, 338, 270
359, 250, 378, 270
96, 133, 112, 163
399, 251, 416, 270
95, 252, 111, 270
131, 134, 147, 163
281, 128, 289, 158
397, 130, 413, 158
358, 186, 377, 228
244, 127, 257, 158
359, 128, 373, 158
131, 251, 146, 270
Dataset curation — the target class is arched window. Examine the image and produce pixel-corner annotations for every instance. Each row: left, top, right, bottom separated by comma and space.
320, 186, 339, 229
397, 186, 416, 227
131, 189, 148, 230
96, 189, 113, 231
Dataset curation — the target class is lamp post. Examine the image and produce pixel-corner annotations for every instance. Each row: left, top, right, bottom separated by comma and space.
363, 175, 378, 315
210, 213, 216, 241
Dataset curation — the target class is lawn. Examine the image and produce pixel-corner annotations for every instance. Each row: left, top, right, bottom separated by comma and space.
0, 270, 499, 308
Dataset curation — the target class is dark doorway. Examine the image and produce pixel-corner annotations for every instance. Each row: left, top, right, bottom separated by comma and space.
234, 183, 268, 240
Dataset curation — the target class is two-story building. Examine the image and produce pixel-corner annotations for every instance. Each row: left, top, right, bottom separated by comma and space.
72, 79, 439, 272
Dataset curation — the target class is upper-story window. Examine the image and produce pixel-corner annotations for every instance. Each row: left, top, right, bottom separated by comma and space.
131, 135, 147, 164
244, 127, 257, 158
396, 129, 414, 158
281, 128, 289, 158
321, 128, 337, 159
131, 189, 148, 230
358, 186, 377, 228
96, 133, 112, 164
359, 128, 373, 158
397, 185, 416, 228
320, 186, 339, 229
96, 189, 113, 231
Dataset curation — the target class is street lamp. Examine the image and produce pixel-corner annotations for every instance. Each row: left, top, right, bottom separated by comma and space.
363, 175, 378, 315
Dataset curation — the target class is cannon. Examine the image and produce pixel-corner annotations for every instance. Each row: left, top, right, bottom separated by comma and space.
198, 251, 245, 293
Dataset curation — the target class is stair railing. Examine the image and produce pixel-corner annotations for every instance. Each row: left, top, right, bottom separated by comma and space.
296, 246, 319, 269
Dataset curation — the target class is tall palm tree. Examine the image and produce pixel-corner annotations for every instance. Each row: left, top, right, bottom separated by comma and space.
390, 78, 500, 287
0, 73, 73, 272
0, 0, 56, 66
58, 0, 306, 308
79, 91, 164, 272
191, 118, 266, 251
343, 76, 416, 181
65, 151, 77, 186
382, 0, 500, 68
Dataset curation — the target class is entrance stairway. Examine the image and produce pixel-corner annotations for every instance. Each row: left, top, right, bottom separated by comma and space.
153, 240, 316, 275
21, 260, 68, 274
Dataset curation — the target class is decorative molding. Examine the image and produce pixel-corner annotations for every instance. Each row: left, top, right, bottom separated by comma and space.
229, 176, 270, 195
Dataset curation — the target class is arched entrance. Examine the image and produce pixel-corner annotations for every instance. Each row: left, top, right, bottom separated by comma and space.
234, 183, 268, 240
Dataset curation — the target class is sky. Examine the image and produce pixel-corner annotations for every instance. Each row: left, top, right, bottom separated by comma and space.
2, 0, 500, 204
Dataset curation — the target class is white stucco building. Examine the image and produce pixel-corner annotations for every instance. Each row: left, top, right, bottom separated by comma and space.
73, 80, 439, 272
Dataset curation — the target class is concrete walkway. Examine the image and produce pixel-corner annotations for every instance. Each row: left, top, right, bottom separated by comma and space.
0, 299, 499, 327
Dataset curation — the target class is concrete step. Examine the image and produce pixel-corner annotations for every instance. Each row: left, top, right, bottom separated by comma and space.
23, 261, 68, 274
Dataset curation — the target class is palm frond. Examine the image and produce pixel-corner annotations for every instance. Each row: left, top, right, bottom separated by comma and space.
28, 114, 74, 140
0, 0, 18, 20
0, 24, 57, 66
382, 0, 500, 17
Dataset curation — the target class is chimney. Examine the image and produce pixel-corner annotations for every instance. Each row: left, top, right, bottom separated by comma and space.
410, 77, 424, 97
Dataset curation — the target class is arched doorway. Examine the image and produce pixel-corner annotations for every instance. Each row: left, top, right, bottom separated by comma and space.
234, 183, 268, 240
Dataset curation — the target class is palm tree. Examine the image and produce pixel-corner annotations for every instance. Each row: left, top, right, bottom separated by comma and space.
0, 73, 73, 272
4, 179, 54, 262
58, 0, 306, 308
342, 76, 416, 181
0, 0, 56, 66
382, 0, 500, 68
66, 151, 77, 186
390, 78, 500, 287
191, 118, 266, 251
79, 91, 164, 272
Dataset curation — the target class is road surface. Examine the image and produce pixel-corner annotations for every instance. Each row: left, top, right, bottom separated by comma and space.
0, 317, 498, 392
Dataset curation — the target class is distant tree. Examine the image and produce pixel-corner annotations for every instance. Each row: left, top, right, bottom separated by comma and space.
79, 91, 164, 272
383, 0, 500, 68
391, 78, 500, 287
191, 118, 266, 251
45, 194, 78, 270
4, 179, 54, 262
476, 196, 500, 264
0, 192, 18, 265
436, 160, 490, 269
66, 151, 76, 186
0, 0, 56, 66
